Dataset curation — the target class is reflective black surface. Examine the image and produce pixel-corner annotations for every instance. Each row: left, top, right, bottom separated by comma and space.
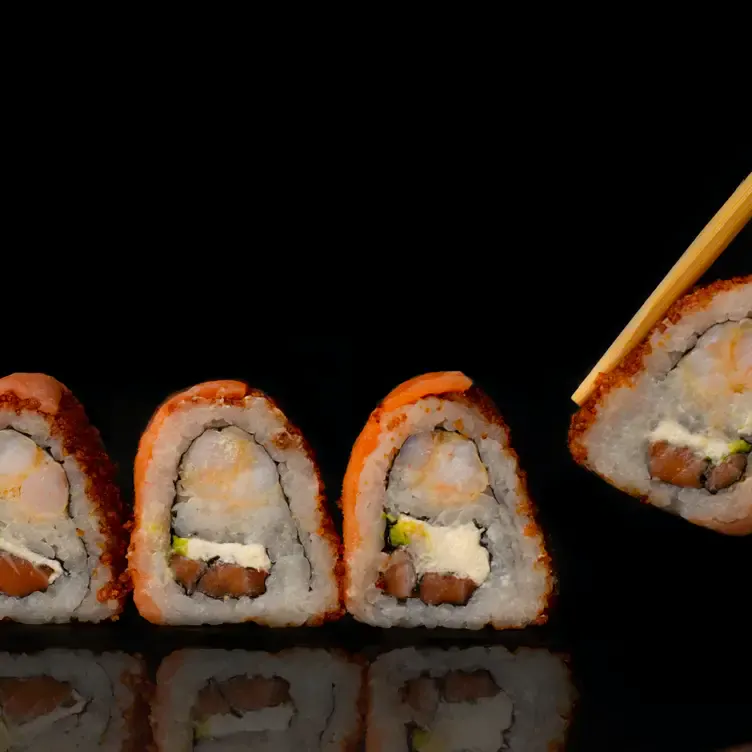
0, 624, 750, 749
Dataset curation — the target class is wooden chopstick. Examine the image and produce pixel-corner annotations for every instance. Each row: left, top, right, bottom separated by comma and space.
572, 172, 752, 406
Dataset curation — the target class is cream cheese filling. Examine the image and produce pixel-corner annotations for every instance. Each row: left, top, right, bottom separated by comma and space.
195, 705, 294, 738
649, 420, 747, 463
172, 537, 271, 571
391, 515, 490, 585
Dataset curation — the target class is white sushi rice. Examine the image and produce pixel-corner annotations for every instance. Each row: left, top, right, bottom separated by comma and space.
347, 397, 550, 629
0, 409, 117, 623
0, 650, 146, 751
152, 648, 363, 752
578, 281, 752, 529
132, 395, 339, 625
366, 646, 576, 752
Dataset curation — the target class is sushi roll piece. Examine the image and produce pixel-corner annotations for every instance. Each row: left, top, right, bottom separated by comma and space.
152, 648, 364, 751
130, 380, 341, 625
366, 646, 576, 752
0, 373, 128, 623
0, 649, 151, 751
570, 276, 752, 534
343, 372, 552, 629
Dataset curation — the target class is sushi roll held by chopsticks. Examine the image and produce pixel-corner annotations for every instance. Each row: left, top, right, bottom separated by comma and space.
130, 380, 341, 626
570, 174, 752, 533
570, 276, 752, 533
343, 372, 552, 629
0, 373, 128, 623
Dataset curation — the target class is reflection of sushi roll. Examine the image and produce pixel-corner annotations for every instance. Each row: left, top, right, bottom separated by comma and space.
153, 648, 364, 751
343, 372, 552, 629
366, 646, 576, 752
130, 381, 341, 625
570, 277, 752, 534
0, 649, 150, 750
0, 373, 128, 623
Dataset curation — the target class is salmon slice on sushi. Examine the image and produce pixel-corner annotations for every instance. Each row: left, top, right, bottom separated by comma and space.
366, 646, 576, 752
0, 649, 151, 750
130, 380, 341, 626
343, 372, 552, 629
152, 648, 364, 751
0, 373, 128, 623
570, 276, 752, 534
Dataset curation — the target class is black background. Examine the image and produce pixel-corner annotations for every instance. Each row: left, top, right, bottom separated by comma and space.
2, 136, 751, 750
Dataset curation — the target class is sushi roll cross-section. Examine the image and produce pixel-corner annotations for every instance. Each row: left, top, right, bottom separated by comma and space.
366, 646, 576, 752
0, 373, 128, 623
344, 372, 552, 629
152, 649, 364, 751
0, 650, 150, 751
570, 276, 752, 534
130, 380, 341, 626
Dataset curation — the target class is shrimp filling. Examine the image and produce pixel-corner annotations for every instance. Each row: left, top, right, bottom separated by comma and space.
170, 426, 302, 600
381, 430, 492, 606
647, 319, 752, 492
0, 430, 69, 598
